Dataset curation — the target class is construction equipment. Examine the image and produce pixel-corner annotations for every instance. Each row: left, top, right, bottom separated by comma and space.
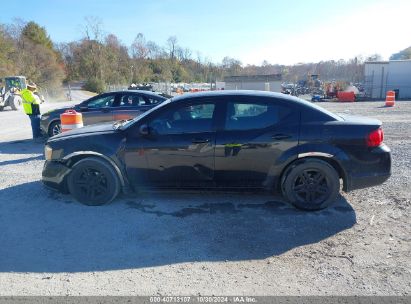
0, 76, 26, 111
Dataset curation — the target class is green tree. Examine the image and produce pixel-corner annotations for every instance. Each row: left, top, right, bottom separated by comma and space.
390, 46, 411, 60
21, 21, 53, 50
0, 25, 16, 77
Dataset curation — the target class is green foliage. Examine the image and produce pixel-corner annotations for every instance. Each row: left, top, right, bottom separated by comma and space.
22, 21, 53, 50
83, 78, 106, 93
0, 26, 16, 77
390, 47, 411, 60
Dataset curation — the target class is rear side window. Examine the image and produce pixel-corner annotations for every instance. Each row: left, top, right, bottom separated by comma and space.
119, 94, 146, 107
225, 101, 293, 130
119, 94, 162, 107
145, 96, 162, 105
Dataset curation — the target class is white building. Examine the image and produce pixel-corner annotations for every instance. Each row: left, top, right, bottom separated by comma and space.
224, 74, 282, 92
364, 60, 411, 99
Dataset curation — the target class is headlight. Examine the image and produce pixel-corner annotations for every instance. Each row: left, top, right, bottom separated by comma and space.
44, 145, 53, 160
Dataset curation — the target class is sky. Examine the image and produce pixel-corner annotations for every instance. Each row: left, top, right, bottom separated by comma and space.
1, 0, 410, 65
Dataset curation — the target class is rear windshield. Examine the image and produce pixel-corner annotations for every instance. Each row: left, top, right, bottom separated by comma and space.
296, 98, 342, 121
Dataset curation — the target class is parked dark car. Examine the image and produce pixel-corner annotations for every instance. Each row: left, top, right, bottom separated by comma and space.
42, 91, 391, 210
40, 90, 167, 137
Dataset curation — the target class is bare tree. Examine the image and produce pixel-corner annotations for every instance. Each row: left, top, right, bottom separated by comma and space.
131, 33, 149, 59
167, 36, 178, 60
83, 16, 104, 42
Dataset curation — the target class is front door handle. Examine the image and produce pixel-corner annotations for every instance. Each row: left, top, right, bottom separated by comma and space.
272, 134, 291, 140
192, 138, 210, 144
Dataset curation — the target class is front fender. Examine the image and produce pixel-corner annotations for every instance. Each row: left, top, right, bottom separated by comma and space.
61, 151, 129, 191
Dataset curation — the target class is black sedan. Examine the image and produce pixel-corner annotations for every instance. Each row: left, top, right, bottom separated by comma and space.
40, 90, 167, 137
42, 91, 391, 210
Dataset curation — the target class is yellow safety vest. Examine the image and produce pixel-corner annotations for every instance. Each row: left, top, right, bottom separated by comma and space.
21, 89, 39, 115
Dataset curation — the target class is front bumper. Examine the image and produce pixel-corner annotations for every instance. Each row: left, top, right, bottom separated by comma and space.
346, 144, 391, 191
42, 160, 71, 193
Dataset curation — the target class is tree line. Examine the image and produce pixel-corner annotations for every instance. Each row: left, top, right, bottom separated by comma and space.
1, 18, 410, 95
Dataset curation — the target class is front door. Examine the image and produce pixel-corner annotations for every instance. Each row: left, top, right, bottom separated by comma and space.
215, 98, 299, 188
79, 93, 117, 125
125, 100, 219, 188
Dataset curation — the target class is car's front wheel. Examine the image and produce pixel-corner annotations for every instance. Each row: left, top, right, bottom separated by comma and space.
67, 157, 120, 206
282, 159, 340, 210
48, 120, 62, 137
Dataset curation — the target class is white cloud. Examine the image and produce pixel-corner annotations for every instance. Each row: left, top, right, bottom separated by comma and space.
240, 0, 411, 65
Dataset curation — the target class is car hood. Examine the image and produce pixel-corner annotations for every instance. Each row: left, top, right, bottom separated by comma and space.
42, 106, 77, 116
48, 122, 117, 141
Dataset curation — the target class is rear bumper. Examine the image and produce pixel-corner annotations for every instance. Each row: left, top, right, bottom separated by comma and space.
346, 144, 391, 191
42, 160, 71, 193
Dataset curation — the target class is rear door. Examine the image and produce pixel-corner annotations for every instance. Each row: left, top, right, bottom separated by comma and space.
214, 97, 300, 187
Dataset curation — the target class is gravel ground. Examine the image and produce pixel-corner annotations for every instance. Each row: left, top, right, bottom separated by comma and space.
0, 99, 409, 296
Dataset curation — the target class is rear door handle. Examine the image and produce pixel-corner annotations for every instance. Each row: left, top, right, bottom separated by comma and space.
271, 134, 291, 140
192, 138, 210, 144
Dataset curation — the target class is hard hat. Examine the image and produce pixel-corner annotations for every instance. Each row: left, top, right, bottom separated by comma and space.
27, 83, 37, 90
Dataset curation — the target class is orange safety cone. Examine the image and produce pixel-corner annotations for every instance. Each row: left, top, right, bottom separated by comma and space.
385, 91, 395, 107
60, 109, 83, 132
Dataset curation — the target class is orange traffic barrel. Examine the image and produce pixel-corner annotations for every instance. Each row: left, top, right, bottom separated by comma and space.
385, 90, 395, 107
60, 109, 83, 132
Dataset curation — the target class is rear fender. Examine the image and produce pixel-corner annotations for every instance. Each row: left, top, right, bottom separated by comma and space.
278, 144, 351, 192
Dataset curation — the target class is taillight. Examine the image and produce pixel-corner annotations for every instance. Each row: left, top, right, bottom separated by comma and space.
366, 128, 384, 147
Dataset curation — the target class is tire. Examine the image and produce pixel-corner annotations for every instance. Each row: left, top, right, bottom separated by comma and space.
0, 106, 4, 111
48, 120, 62, 137
67, 157, 120, 206
9, 95, 22, 111
282, 159, 340, 210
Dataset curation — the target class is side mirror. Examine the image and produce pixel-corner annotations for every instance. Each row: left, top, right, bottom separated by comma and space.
79, 106, 88, 112
139, 124, 149, 136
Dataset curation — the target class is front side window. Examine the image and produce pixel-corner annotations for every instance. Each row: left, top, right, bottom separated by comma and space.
87, 95, 115, 109
225, 101, 293, 130
149, 103, 216, 135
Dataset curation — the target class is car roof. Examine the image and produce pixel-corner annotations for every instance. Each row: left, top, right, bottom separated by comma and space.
169, 90, 341, 120
105, 90, 167, 98
170, 90, 299, 102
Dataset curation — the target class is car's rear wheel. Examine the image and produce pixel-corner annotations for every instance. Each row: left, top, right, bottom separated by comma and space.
282, 159, 339, 210
67, 157, 120, 206
48, 120, 62, 137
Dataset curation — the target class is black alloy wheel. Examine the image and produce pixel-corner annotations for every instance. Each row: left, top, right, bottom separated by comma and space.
67, 157, 120, 206
293, 169, 330, 205
48, 120, 62, 137
282, 159, 340, 210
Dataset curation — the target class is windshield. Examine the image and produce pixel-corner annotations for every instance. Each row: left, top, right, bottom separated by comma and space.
119, 98, 173, 129
5, 77, 25, 90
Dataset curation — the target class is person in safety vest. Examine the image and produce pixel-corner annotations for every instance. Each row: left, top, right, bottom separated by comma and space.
21, 83, 43, 142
